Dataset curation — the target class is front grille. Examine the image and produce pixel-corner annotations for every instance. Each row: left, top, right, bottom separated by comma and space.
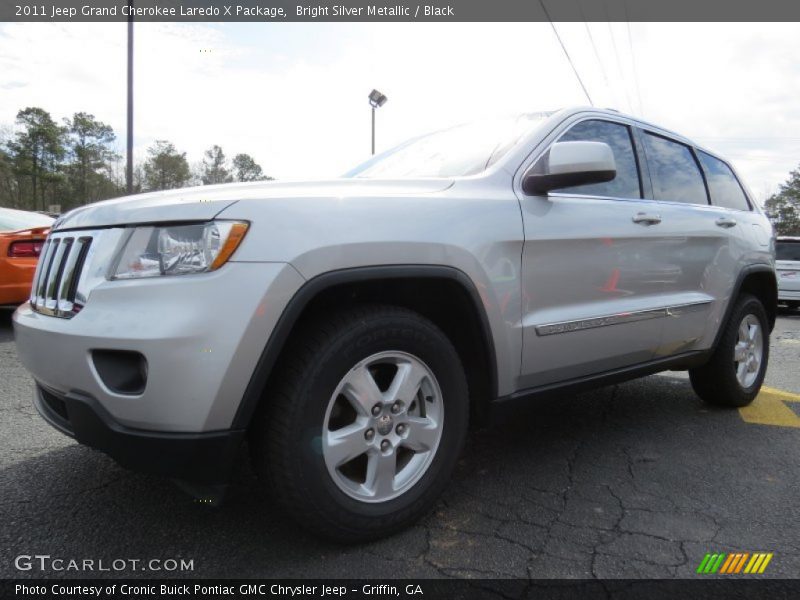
30, 234, 93, 318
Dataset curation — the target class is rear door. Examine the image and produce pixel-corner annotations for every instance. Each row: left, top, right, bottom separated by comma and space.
637, 132, 745, 357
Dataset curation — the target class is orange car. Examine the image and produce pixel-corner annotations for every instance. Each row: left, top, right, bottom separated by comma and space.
0, 208, 54, 307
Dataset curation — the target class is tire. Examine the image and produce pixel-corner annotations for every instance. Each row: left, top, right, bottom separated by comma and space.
250, 304, 469, 542
689, 294, 769, 407
788, 301, 800, 311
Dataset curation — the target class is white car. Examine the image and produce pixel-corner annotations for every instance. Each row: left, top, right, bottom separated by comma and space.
776, 236, 800, 309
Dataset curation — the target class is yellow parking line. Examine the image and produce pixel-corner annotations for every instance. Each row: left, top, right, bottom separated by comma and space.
739, 387, 800, 428
762, 386, 800, 401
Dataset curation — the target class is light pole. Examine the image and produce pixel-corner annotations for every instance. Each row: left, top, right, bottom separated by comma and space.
126, 1, 134, 194
368, 89, 387, 155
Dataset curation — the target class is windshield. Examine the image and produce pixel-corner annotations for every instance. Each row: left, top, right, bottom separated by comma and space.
345, 113, 551, 179
0, 209, 54, 232
777, 241, 800, 262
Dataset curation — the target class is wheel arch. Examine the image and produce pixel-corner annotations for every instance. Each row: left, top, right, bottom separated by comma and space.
232, 265, 499, 430
713, 264, 777, 351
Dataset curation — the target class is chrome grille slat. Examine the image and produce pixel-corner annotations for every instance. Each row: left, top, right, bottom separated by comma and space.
36, 239, 60, 306
31, 232, 94, 319
57, 237, 86, 311
29, 239, 50, 305
65, 237, 92, 304
44, 238, 71, 310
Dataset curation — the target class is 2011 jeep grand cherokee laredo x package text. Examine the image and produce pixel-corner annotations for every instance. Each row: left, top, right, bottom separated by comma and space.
13, 108, 777, 542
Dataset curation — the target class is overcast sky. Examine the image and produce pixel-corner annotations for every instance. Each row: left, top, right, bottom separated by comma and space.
1, 21, 799, 201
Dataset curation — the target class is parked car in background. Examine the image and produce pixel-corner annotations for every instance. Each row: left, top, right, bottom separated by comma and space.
776, 236, 800, 310
0, 208, 53, 307
13, 108, 777, 541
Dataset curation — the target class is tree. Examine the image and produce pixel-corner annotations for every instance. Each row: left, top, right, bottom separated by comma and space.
142, 140, 191, 191
0, 142, 18, 207
232, 153, 272, 182
7, 107, 65, 210
201, 145, 232, 185
764, 166, 800, 235
64, 112, 119, 205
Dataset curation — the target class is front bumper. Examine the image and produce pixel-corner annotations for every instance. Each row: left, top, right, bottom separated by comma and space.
13, 261, 305, 432
35, 383, 243, 483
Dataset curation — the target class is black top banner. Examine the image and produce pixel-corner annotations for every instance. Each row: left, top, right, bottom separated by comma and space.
2, 0, 800, 22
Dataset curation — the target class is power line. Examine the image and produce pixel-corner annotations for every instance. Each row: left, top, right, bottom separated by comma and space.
602, 1, 634, 114
695, 137, 800, 142
624, 15, 644, 116
575, 0, 611, 99
575, 0, 610, 90
606, 21, 634, 114
539, 0, 593, 106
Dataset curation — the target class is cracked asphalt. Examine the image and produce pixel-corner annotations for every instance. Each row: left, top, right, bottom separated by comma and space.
1, 309, 799, 579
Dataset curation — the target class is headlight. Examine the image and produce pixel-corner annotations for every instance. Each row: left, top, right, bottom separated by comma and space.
111, 221, 248, 280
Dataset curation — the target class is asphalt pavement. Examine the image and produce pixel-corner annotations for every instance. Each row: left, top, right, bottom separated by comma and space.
1, 309, 799, 579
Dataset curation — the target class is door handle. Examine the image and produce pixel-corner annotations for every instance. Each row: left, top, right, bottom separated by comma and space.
632, 212, 662, 225
715, 217, 737, 228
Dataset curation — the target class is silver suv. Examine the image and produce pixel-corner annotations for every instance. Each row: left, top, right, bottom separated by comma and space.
13, 108, 777, 541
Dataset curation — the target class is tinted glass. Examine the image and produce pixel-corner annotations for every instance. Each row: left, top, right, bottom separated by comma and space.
776, 241, 800, 261
696, 151, 750, 211
554, 120, 641, 198
0, 209, 54, 232
642, 133, 708, 205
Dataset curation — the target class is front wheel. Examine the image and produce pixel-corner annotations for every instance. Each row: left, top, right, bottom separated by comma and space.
250, 305, 468, 542
689, 294, 769, 407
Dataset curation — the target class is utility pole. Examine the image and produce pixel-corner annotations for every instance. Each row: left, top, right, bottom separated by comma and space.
126, 2, 134, 194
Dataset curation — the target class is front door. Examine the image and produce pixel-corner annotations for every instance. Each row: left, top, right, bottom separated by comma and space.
517, 118, 675, 389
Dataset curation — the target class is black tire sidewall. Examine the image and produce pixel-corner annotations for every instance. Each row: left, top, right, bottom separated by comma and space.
287, 314, 467, 524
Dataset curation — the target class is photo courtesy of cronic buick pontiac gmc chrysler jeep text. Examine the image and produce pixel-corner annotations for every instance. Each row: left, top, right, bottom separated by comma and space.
13, 108, 777, 541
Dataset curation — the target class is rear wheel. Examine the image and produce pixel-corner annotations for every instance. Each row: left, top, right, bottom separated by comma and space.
250, 305, 468, 542
689, 294, 769, 407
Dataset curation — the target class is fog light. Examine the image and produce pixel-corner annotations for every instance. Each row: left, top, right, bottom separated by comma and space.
92, 350, 148, 395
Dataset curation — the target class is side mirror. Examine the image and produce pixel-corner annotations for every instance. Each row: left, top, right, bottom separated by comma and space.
523, 141, 616, 195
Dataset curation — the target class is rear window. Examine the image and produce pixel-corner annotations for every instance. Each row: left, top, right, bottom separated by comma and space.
697, 151, 751, 211
0, 210, 54, 232
642, 133, 708, 205
777, 241, 800, 261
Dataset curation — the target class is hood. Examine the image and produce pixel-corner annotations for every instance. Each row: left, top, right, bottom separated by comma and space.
53, 178, 454, 231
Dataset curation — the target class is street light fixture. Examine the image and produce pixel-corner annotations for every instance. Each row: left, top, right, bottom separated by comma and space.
368, 89, 387, 155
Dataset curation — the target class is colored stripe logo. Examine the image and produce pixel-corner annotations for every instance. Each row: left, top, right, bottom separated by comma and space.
696, 552, 773, 574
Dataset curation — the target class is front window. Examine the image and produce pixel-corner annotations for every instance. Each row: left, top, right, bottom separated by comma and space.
551, 119, 642, 199
345, 113, 550, 179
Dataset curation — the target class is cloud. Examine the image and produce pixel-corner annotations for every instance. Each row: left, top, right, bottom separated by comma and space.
1, 22, 799, 200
